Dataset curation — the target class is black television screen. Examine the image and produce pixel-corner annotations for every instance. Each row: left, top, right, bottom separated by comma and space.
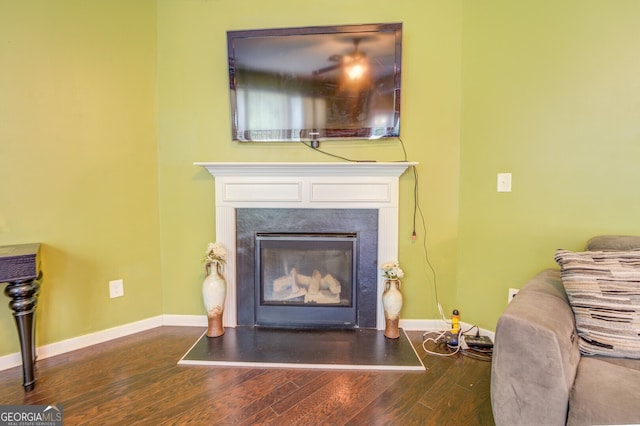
227, 23, 402, 143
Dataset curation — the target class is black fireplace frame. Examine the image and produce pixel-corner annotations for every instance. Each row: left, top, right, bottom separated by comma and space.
236, 208, 378, 329
255, 232, 358, 327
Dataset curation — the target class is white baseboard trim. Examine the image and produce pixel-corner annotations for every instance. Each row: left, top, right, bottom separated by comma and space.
162, 314, 207, 327
0, 316, 163, 372
0, 315, 494, 372
400, 318, 495, 340
399, 318, 448, 331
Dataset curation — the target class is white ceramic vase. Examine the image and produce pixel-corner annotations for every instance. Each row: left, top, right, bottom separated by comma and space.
382, 279, 403, 339
202, 261, 226, 337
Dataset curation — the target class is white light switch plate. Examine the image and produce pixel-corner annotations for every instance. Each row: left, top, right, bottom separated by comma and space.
497, 173, 512, 192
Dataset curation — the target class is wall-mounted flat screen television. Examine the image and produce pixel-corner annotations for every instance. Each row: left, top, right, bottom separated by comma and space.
227, 23, 402, 143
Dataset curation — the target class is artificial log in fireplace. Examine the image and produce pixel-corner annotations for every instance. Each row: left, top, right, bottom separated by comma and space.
236, 208, 378, 329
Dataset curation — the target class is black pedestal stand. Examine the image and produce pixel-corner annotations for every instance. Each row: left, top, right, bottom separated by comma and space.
4, 273, 41, 391
0, 243, 41, 392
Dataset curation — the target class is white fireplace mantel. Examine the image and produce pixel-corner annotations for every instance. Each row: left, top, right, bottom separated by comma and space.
195, 161, 417, 330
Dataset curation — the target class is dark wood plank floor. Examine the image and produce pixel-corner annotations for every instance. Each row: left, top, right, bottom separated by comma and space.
0, 327, 494, 425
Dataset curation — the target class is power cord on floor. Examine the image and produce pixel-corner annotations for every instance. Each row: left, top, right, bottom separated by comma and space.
422, 329, 461, 357
422, 324, 493, 361
461, 346, 493, 362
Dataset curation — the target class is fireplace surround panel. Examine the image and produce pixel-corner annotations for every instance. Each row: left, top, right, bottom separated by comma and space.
237, 209, 378, 328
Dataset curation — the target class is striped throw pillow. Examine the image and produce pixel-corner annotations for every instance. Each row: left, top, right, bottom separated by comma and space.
554, 249, 640, 358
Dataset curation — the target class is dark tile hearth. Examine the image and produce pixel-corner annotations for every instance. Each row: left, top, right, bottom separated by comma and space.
179, 326, 425, 371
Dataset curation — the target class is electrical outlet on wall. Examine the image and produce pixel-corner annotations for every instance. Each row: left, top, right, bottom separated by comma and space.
508, 288, 519, 303
109, 279, 124, 298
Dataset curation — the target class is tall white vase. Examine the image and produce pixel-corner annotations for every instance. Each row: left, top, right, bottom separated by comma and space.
202, 261, 226, 337
382, 279, 403, 339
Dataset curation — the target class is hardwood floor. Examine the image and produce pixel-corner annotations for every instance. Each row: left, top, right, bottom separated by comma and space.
0, 327, 494, 425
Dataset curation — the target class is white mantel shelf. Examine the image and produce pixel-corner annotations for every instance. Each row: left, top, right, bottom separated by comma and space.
194, 161, 417, 178
195, 161, 417, 330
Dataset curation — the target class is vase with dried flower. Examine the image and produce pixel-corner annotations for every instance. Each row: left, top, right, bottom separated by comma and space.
202, 242, 227, 337
380, 261, 404, 339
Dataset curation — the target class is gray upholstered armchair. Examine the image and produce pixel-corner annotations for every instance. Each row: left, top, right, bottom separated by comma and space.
491, 236, 640, 426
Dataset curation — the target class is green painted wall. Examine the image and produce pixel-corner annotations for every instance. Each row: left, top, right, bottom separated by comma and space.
457, 0, 640, 330
156, 0, 463, 322
0, 1, 161, 355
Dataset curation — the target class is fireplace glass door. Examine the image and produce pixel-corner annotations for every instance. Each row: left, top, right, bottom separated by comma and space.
255, 233, 357, 327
